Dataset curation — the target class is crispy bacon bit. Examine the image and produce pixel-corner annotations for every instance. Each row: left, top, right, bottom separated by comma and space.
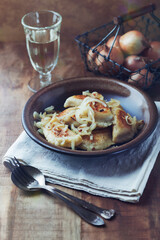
54, 127, 61, 134
63, 131, 69, 137
53, 127, 69, 137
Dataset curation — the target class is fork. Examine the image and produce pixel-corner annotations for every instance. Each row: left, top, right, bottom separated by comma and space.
10, 157, 105, 226
4, 156, 115, 220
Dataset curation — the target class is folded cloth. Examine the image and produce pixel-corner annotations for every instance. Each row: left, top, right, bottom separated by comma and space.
3, 102, 160, 203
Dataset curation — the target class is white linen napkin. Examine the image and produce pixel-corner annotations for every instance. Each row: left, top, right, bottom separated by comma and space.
3, 102, 160, 203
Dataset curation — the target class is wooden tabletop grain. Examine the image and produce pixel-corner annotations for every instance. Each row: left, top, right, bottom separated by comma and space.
0, 41, 160, 240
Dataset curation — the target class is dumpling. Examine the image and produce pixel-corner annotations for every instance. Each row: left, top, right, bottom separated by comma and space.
64, 91, 104, 108
90, 101, 113, 128
79, 128, 114, 151
41, 117, 82, 149
64, 95, 86, 108
57, 107, 79, 127
111, 107, 144, 144
64, 94, 114, 128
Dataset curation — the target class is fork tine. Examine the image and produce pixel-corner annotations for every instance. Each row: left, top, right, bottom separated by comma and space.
5, 156, 21, 170
11, 157, 36, 184
13, 168, 30, 185
12, 167, 38, 189
12, 157, 21, 167
12, 170, 27, 188
3, 158, 15, 171
12, 157, 35, 181
3, 156, 27, 172
19, 166, 35, 183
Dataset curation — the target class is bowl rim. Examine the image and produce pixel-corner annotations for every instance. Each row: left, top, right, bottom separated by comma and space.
22, 76, 158, 156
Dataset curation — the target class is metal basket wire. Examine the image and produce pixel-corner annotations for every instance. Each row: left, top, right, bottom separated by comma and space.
75, 4, 160, 89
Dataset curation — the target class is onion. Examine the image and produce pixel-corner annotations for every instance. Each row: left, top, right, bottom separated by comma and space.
87, 45, 104, 70
95, 45, 124, 75
128, 69, 154, 88
119, 30, 149, 55
124, 55, 148, 72
106, 35, 121, 48
142, 41, 160, 68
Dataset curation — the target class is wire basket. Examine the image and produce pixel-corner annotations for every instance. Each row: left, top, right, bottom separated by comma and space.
75, 4, 160, 89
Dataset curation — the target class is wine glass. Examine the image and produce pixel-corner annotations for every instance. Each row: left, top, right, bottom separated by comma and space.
21, 10, 62, 92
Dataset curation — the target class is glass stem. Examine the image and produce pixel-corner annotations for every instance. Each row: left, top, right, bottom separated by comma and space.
39, 73, 52, 88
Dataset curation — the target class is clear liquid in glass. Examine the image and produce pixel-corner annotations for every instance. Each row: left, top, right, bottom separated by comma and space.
26, 35, 60, 75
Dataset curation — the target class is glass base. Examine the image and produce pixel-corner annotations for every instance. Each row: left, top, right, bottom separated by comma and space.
27, 73, 63, 93
27, 78, 51, 93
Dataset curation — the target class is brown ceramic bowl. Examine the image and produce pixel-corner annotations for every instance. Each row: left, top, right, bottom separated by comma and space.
22, 77, 158, 156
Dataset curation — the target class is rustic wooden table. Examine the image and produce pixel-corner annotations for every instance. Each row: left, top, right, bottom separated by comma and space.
0, 41, 160, 240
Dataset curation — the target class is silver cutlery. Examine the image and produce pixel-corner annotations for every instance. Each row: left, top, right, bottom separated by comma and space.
4, 157, 115, 221
4, 157, 116, 226
9, 157, 104, 226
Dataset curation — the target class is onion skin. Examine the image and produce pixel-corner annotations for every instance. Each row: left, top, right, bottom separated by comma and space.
119, 30, 149, 55
95, 46, 124, 75
124, 55, 147, 72
128, 69, 154, 88
87, 45, 104, 71
142, 41, 160, 68
106, 35, 121, 48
